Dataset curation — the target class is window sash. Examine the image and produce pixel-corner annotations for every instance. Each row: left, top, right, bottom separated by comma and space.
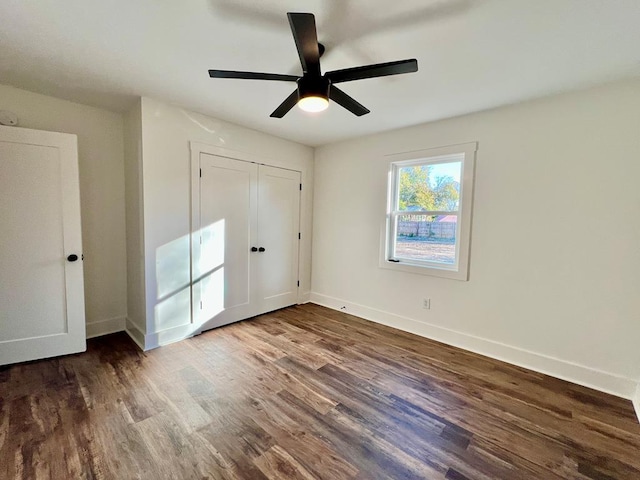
391, 155, 464, 212
388, 213, 460, 269
390, 210, 458, 216
388, 158, 464, 269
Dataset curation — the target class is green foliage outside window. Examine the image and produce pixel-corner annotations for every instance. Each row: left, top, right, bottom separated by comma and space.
398, 165, 459, 212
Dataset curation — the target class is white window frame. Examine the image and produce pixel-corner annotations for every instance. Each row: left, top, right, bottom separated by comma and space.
380, 142, 477, 280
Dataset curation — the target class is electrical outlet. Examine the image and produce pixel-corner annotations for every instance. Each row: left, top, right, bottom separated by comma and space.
423, 298, 431, 310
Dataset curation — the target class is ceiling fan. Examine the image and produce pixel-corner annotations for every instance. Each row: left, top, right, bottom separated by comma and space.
208, 12, 418, 118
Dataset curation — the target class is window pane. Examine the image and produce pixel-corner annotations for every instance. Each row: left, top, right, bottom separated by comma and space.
397, 161, 462, 212
394, 214, 457, 265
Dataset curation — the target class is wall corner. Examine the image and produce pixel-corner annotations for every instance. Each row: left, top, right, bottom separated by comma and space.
633, 383, 640, 424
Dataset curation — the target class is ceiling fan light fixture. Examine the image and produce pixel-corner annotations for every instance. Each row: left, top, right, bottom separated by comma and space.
297, 76, 330, 113
298, 95, 329, 112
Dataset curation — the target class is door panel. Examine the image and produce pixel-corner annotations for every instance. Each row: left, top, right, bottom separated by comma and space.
257, 165, 301, 313
0, 126, 85, 365
195, 153, 257, 328
1, 143, 66, 340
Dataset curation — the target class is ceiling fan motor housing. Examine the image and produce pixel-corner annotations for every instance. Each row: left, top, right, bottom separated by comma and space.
297, 76, 330, 101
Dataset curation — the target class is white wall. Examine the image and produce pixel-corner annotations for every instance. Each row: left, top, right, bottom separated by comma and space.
312, 79, 640, 398
137, 97, 314, 347
123, 100, 146, 346
0, 84, 127, 337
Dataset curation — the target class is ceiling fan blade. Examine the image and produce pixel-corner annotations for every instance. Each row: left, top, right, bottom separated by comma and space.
326, 59, 418, 84
209, 70, 299, 82
270, 90, 299, 118
329, 86, 370, 116
287, 13, 321, 76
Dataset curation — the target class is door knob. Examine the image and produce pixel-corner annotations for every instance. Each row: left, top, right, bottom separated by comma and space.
67, 254, 79, 262
251, 247, 258, 252
258, 247, 266, 252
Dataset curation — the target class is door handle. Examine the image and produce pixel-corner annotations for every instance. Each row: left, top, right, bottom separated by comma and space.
258, 247, 266, 252
67, 254, 79, 262
251, 247, 258, 252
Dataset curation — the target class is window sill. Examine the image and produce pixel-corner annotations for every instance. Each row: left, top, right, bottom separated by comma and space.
379, 257, 469, 281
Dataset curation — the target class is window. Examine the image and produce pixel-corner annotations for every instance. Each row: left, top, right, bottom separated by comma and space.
381, 142, 477, 280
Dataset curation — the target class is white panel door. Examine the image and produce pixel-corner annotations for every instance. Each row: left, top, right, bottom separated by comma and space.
0, 125, 85, 365
193, 154, 301, 331
195, 153, 257, 328
256, 165, 301, 313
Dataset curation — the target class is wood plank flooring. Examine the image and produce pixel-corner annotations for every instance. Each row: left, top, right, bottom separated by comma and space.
2, 304, 640, 479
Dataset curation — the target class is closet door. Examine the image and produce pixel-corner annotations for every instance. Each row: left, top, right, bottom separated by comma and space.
195, 153, 257, 328
256, 165, 301, 313
194, 153, 301, 331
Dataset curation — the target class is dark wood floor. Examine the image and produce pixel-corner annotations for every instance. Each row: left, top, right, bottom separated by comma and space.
2, 304, 640, 479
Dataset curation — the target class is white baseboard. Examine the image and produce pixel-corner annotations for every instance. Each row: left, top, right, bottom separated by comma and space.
88, 315, 181, 352
143, 323, 202, 350
124, 319, 202, 351
633, 384, 640, 423
309, 292, 638, 400
298, 291, 311, 304
125, 318, 146, 351
86, 316, 125, 339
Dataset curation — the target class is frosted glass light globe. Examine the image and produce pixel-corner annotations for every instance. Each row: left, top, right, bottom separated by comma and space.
298, 96, 329, 113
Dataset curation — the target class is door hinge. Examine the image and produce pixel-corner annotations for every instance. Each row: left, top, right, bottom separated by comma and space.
299, 183, 302, 191
199, 168, 202, 177
297, 280, 300, 287
298, 232, 301, 240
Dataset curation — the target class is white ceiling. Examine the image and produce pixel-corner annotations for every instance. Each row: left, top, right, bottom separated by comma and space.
1, 0, 639, 146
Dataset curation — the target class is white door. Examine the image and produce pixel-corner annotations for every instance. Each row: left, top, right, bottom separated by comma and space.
0, 125, 86, 365
194, 153, 300, 330
256, 165, 301, 313
194, 153, 258, 328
